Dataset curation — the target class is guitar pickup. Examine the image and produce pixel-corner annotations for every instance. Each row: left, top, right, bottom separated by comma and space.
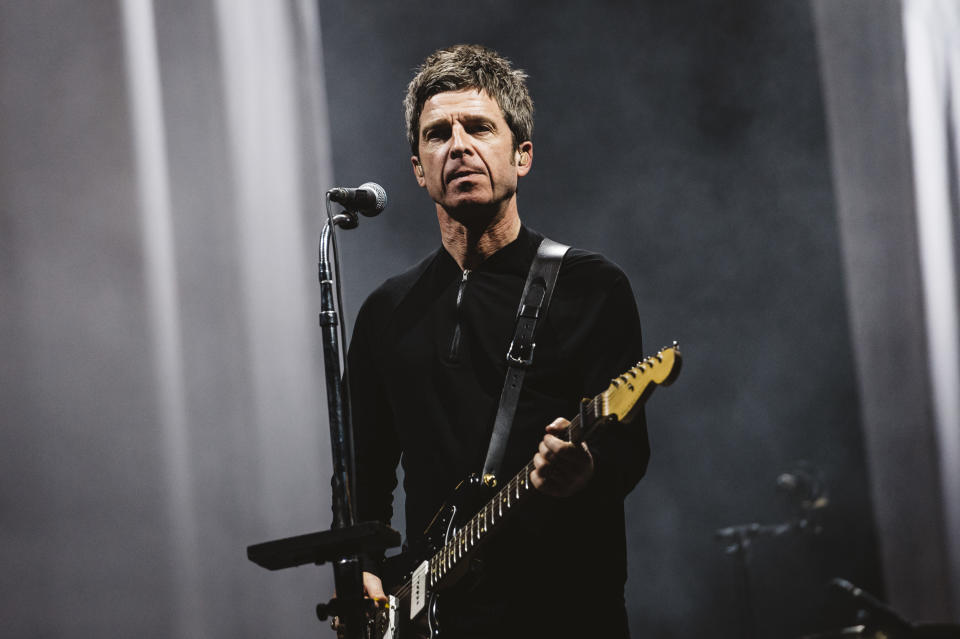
410, 560, 429, 620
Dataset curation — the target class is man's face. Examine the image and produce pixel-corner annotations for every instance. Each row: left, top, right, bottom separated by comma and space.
412, 89, 532, 216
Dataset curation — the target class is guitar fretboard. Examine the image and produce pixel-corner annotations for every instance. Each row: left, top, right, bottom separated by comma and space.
390, 345, 679, 608
426, 395, 603, 587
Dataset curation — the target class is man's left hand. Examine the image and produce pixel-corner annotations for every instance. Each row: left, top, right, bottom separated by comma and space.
530, 417, 594, 497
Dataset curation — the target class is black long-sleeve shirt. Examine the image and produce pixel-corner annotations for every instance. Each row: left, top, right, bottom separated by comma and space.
347, 226, 649, 638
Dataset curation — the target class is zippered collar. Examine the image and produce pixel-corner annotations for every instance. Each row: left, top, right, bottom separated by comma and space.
435, 225, 541, 281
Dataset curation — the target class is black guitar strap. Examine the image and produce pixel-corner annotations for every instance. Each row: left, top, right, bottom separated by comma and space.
481, 237, 570, 486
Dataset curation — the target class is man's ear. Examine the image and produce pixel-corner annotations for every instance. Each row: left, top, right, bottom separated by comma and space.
516, 141, 533, 177
411, 156, 425, 186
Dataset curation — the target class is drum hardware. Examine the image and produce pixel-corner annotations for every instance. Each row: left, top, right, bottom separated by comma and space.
714, 461, 828, 639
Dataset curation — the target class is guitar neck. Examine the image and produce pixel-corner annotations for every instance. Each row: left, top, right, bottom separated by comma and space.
392, 344, 680, 617
426, 395, 602, 589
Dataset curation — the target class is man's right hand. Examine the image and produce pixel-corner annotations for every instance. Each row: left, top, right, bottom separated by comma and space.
362, 571, 387, 602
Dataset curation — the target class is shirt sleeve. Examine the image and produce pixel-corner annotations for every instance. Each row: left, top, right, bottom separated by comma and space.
580, 272, 651, 498
347, 295, 402, 575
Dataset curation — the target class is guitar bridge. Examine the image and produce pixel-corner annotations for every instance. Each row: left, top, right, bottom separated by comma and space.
374, 595, 398, 639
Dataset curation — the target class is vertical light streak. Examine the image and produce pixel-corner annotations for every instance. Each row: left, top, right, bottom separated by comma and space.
292, 0, 335, 203
212, 0, 322, 527
120, 0, 203, 634
904, 0, 960, 616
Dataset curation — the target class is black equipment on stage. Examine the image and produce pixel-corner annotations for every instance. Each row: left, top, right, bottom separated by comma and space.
799, 578, 960, 639
245, 185, 401, 639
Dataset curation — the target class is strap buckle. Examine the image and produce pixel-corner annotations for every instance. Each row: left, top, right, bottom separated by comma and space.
506, 340, 536, 367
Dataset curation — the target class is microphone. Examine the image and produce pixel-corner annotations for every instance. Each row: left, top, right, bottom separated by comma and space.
776, 465, 828, 509
830, 578, 914, 633
327, 182, 387, 216
776, 471, 815, 497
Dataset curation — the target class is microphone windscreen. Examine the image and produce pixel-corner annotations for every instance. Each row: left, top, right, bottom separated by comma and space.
359, 182, 387, 216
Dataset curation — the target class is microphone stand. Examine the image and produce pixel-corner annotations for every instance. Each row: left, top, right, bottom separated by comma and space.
318, 207, 357, 532
319, 208, 363, 636
246, 202, 399, 639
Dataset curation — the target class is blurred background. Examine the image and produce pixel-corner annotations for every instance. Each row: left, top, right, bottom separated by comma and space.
2, 1, 958, 637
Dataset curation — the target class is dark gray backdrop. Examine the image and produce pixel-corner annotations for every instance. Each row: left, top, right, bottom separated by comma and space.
320, 1, 882, 637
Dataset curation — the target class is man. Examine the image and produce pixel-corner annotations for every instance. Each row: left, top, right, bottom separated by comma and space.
348, 44, 649, 638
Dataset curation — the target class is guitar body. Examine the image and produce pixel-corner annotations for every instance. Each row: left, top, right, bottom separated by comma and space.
380, 474, 495, 639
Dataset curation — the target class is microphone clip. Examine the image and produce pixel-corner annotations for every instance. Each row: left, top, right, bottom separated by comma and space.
331, 210, 359, 230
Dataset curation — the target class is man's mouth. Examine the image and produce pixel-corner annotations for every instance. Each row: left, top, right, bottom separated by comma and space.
447, 169, 481, 184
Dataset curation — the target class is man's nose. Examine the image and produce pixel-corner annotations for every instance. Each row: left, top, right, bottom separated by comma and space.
449, 124, 471, 157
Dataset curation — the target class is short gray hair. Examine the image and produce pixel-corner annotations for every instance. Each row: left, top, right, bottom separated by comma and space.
404, 44, 534, 156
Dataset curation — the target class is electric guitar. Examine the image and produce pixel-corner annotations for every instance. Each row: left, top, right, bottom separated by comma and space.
362, 343, 682, 639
